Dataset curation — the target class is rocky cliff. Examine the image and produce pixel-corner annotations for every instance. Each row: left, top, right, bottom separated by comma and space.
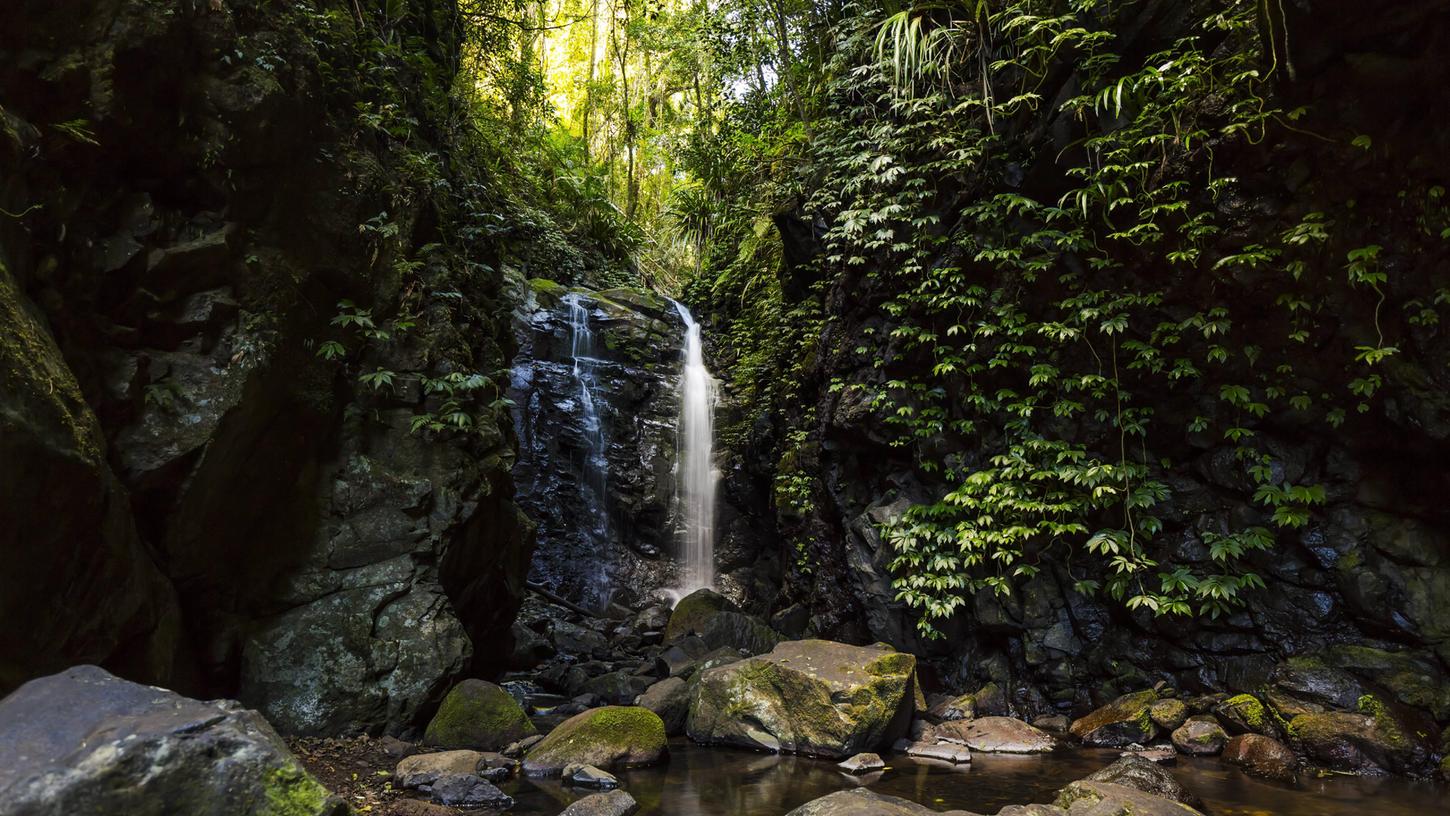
0, 0, 532, 735
719, 0, 1450, 722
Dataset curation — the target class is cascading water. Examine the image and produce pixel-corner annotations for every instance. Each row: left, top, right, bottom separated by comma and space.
669, 299, 719, 594
566, 293, 612, 606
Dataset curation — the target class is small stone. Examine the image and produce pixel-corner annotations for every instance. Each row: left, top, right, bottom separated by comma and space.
560, 790, 640, 816
838, 752, 886, 774
379, 736, 416, 759
564, 763, 621, 789
1121, 746, 1176, 764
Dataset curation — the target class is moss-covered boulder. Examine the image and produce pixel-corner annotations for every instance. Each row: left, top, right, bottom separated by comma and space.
1083, 755, 1204, 809
785, 788, 972, 816
686, 639, 917, 758
1069, 690, 1159, 747
1287, 696, 1434, 775
1054, 781, 1205, 816
424, 679, 536, 750
665, 588, 737, 642
1149, 699, 1189, 731
522, 706, 667, 776
1213, 693, 1281, 737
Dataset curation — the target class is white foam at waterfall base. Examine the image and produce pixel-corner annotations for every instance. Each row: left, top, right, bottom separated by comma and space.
668, 298, 720, 597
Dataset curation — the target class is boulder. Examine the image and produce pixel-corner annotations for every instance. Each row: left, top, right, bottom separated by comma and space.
838, 752, 886, 774
424, 679, 537, 750
785, 788, 976, 816
1288, 705, 1432, 775
560, 790, 640, 816
926, 692, 976, 722
893, 739, 972, 764
636, 676, 690, 735
1213, 693, 1279, 737
1069, 690, 1159, 747
1269, 656, 1365, 711
1223, 734, 1299, 783
583, 671, 653, 705
700, 610, 784, 656
1085, 755, 1203, 808
0, 666, 343, 815
563, 763, 620, 789
655, 637, 711, 678
1054, 781, 1204, 816
687, 640, 917, 758
932, 717, 1055, 753
426, 774, 513, 809
971, 683, 1009, 717
1149, 699, 1189, 731
1170, 719, 1227, 755
523, 706, 667, 776
395, 750, 485, 788
665, 588, 737, 642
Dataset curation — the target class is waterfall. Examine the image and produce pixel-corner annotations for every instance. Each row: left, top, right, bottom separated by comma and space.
565, 293, 611, 606
670, 299, 719, 594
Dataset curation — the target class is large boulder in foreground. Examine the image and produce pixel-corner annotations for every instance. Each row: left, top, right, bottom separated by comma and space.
424, 679, 536, 750
522, 706, 667, 776
1084, 755, 1203, 809
0, 665, 343, 815
933, 717, 1055, 753
1069, 690, 1159, 747
1054, 781, 1204, 816
687, 640, 917, 758
1287, 707, 1433, 775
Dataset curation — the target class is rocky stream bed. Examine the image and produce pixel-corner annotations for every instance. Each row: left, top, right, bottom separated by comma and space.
3, 588, 1445, 816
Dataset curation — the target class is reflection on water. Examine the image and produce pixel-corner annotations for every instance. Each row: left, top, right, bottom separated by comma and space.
498, 740, 1447, 816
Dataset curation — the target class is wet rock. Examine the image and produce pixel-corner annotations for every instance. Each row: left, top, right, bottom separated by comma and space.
1123, 746, 1177, 764
424, 679, 537, 750
838, 752, 886, 774
0, 666, 343, 815
687, 640, 917, 758
555, 621, 612, 659
665, 588, 737, 642
396, 750, 485, 788
893, 739, 972, 764
1149, 699, 1189, 731
1054, 781, 1205, 816
1269, 656, 1365, 711
1223, 734, 1299, 783
1085, 755, 1202, 808
1288, 705, 1432, 775
504, 734, 545, 758
425, 774, 514, 808
932, 717, 1055, 753
523, 706, 667, 776
655, 636, 711, 678
927, 692, 976, 722
1069, 690, 1159, 747
771, 604, 811, 638
583, 671, 653, 705
1171, 719, 1227, 755
1213, 693, 1278, 737
560, 790, 640, 816
634, 605, 671, 632
1033, 714, 1070, 732
785, 788, 977, 815
971, 682, 1009, 717
636, 677, 690, 735
563, 763, 621, 789
700, 610, 784, 656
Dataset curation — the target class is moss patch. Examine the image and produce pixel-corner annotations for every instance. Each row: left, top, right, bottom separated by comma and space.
260, 763, 336, 816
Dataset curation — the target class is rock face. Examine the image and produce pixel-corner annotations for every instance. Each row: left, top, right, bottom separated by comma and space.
510, 283, 774, 612
522, 706, 667, 776
424, 679, 537, 750
0, 0, 533, 735
1069, 690, 1158, 747
933, 717, 1055, 753
687, 640, 917, 758
0, 666, 343, 815
1223, 734, 1299, 783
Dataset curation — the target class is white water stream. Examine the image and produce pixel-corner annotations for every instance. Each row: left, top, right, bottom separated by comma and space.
565, 292, 611, 605
669, 299, 719, 594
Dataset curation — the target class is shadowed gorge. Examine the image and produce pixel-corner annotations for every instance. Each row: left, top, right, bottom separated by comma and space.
0, 0, 1447, 814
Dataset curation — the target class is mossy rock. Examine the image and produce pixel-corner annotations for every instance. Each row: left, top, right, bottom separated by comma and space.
686, 639, 917, 759
1069, 690, 1159, 747
424, 679, 536, 750
665, 588, 737, 642
1149, 698, 1189, 731
1170, 719, 1227, 756
1213, 693, 1279, 737
1287, 701, 1433, 776
522, 706, 667, 776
